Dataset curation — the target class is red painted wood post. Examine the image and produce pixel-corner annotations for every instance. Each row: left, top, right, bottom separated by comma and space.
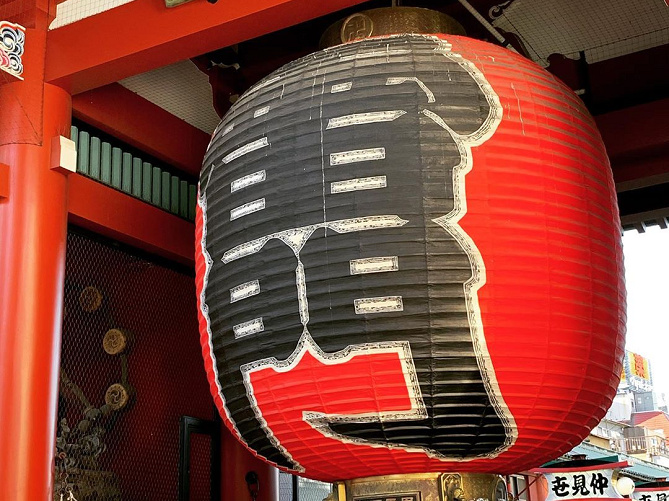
221, 427, 279, 501
0, 84, 71, 501
0, 2, 72, 498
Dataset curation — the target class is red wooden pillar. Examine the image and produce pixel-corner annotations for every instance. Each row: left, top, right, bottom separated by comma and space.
0, 85, 71, 501
221, 427, 279, 501
528, 474, 549, 501
0, 2, 71, 499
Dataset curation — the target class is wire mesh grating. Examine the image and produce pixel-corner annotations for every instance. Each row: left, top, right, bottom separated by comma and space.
295, 478, 333, 501
278, 471, 294, 501
119, 61, 221, 135
55, 230, 215, 500
49, 0, 135, 30
492, 0, 669, 65
189, 433, 213, 500
278, 472, 332, 501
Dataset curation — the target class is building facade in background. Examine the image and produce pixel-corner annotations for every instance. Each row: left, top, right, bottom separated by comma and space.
573, 351, 669, 477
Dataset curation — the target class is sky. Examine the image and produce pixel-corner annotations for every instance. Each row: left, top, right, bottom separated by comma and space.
622, 226, 669, 401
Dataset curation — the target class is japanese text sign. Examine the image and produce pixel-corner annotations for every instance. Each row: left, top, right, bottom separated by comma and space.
536, 462, 630, 501
634, 488, 669, 501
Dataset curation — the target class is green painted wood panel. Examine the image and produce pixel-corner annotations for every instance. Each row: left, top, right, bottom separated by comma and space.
72, 125, 198, 222
132, 157, 142, 197
77, 131, 90, 175
170, 176, 179, 214
111, 147, 122, 189
188, 184, 197, 221
89, 136, 101, 180
101, 142, 112, 184
179, 181, 188, 218
161, 171, 171, 210
142, 162, 152, 202
152, 166, 162, 206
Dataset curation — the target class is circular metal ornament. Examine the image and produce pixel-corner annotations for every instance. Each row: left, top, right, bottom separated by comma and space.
103, 328, 128, 355
79, 286, 102, 312
105, 383, 130, 411
340, 13, 374, 44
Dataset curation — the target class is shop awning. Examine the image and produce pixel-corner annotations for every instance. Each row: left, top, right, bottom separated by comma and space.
569, 442, 669, 482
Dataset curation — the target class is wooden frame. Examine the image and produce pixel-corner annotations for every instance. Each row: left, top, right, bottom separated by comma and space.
178, 415, 221, 501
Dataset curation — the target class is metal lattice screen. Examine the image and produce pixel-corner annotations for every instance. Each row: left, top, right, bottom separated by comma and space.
278, 472, 332, 501
295, 478, 333, 501
491, 0, 669, 65
119, 61, 221, 134
55, 231, 216, 501
49, 0, 135, 30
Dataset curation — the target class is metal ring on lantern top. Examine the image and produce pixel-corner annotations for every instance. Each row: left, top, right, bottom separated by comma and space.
195, 24, 625, 483
319, 7, 466, 48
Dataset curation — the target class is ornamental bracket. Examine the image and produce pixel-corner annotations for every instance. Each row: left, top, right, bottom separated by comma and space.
0, 21, 25, 80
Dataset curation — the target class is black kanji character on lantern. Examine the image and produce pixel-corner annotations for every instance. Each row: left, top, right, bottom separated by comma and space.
200, 35, 509, 470
657, 493, 667, 501
572, 474, 590, 496
639, 495, 651, 501
551, 477, 570, 498
589, 473, 609, 496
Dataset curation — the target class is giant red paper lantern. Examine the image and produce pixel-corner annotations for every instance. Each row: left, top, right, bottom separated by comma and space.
194, 34, 625, 482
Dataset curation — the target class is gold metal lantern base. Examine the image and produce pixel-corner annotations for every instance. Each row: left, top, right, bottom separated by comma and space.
329, 472, 508, 501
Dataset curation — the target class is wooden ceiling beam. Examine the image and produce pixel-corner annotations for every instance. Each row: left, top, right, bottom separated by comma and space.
596, 98, 669, 186
45, 0, 368, 95
72, 83, 210, 177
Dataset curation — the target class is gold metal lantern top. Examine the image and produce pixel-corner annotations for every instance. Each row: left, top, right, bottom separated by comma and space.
319, 7, 466, 49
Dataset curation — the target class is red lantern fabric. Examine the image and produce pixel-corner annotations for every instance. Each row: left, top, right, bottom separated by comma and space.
194, 34, 625, 481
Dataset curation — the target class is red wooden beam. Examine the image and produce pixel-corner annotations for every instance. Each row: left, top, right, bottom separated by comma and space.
595, 98, 669, 187
68, 174, 195, 266
0, 0, 53, 27
45, 0, 367, 94
72, 83, 209, 177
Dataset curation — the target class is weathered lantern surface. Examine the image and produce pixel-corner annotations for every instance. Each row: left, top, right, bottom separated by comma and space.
195, 34, 625, 482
